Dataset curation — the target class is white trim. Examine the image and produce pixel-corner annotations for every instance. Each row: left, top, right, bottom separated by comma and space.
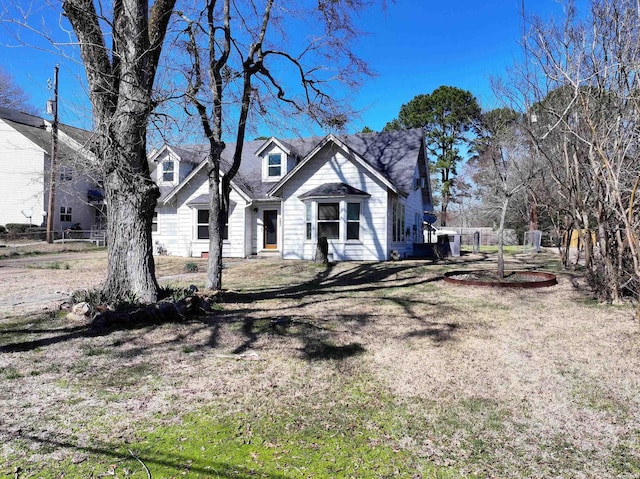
160, 160, 252, 205
254, 137, 292, 157
267, 134, 399, 197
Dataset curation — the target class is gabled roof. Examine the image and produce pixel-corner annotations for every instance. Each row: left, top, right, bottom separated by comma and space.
158, 143, 258, 205
0, 106, 95, 164
268, 129, 426, 197
157, 128, 427, 204
254, 137, 295, 157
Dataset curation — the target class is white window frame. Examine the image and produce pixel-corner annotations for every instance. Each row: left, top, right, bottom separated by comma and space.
346, 202, 361, 240
267, 153, 282, 178
303, 199, 363, 243
162, 160, 175, 183
60, 168, 73, 182
305, 202, 313, 240
392, 199, 405, 243
317, 202, 340, 240
194, 208, 228, 241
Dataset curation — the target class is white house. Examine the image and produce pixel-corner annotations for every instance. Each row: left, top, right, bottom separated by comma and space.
151, 129, 433, 261
0, 107, 104, 233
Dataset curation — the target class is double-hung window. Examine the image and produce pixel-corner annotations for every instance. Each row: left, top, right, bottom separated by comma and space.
196, 209, 228, 240
317, 203, 339, 239
59, 168, 72, 182
162, 161, 174, 182
267, 153, 282, 177
392, 200, 405, 242
197, 209, 209, 239
305, 203, 313, 240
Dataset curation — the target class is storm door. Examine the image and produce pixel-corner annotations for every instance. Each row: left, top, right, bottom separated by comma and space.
263, 210, 278, 249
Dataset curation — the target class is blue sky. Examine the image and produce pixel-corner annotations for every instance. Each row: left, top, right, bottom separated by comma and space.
0, 0, 573, 136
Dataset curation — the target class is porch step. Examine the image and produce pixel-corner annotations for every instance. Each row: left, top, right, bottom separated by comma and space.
250, 250, 281, 259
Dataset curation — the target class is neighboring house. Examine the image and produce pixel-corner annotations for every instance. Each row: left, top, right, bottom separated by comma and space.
151, 129, 433, 261
0, 106, 104, 233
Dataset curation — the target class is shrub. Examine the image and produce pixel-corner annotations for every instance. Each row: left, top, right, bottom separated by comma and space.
184, 262, 199, 273
5, 223, 33, 234
0, 225, 7, 234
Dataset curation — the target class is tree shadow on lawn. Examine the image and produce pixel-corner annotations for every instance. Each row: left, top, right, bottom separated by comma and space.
0, 261, 462, 358
211, 261, 461, 356
7, 431, 293, 479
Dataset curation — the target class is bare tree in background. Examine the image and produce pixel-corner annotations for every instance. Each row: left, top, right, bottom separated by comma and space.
179, 0, 374, 291
471, 108, 543, 278
0, 66, 36, 113
514, 0, 640, 310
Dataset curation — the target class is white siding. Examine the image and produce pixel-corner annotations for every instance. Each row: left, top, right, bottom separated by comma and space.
0, 119, 101, 234
279, 144, 389, 261
387, 164, 425, 259
152, 205, 178, 254
155, 169, 249, 258
0, 119, 47, 227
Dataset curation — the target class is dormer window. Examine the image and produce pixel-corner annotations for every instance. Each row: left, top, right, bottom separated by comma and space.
162, 160, 175, 182
267, 153, 282, 177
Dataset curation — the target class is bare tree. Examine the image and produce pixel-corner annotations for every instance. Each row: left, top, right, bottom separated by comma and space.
471, 108, 542, 277
0, 66, 37, 113
179, 0, 373, 290
62, 0, 176, 303
517, 0, 640, 309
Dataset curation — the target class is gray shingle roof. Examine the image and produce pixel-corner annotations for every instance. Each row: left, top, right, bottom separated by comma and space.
164, 128, 425, 202
0, 106, 94, 164
298, 182, 371, 199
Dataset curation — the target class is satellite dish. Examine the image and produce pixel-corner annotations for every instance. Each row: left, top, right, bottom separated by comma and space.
424, 212, 437, 224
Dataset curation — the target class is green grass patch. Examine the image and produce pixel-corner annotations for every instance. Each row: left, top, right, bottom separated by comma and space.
25, 261, 71, 270
1, 366, 23, 380
18, 376, 458, 479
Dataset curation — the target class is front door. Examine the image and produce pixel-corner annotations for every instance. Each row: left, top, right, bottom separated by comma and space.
263, 210, 278, 249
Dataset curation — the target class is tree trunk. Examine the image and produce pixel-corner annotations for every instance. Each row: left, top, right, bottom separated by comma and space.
316, 237, 329, 264
63, 0, 176, 305
497, 196, 509, 279
580, 211, 593, 271
206, 160, 225, 291
103, 166, 159, 303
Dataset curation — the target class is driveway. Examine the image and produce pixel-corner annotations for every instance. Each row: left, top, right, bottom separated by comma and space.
0, 251, 108, 315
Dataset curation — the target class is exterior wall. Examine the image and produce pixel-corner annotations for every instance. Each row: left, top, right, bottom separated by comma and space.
0, 119, 102, 234
152, 204, 178, 254
0, 119, 47, 227
387, 164, 425, 259
279, 144, 390, 261
154, 169, 249, 258
53, 171, 101, 232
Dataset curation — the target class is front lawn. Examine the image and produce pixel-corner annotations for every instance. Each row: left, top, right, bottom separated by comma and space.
1, 251, 639, 478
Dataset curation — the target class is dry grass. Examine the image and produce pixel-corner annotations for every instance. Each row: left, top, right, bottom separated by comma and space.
1, 249, 639, 477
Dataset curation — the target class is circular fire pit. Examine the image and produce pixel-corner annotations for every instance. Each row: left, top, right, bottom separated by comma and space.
443, 270, 557, 289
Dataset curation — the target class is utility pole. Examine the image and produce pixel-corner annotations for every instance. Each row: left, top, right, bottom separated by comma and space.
46, 65, 59, 244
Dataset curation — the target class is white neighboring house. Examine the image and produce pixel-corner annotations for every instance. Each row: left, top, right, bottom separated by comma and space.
150, 129, 433, 261
0, 107, 104, 233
